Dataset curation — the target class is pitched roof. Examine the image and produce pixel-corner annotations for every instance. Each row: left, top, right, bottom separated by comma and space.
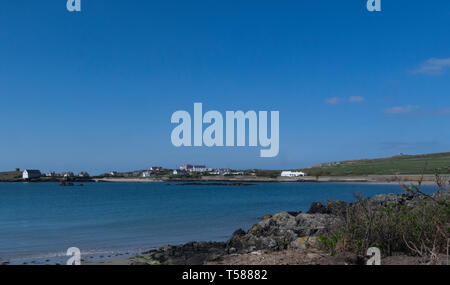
24, 170, 41, 174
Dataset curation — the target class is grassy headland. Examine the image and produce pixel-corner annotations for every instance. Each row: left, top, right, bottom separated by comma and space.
0, 171, 22, 181
300, 152, 450, 176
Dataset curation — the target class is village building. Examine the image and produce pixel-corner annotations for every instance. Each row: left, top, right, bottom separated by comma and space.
78, 171, 90, 177
62, 172, 75, 178
141, 171, 154, 178
22, 170, 41, 179
179, 164, 207, 172
281, 171, 306, 177
192, 165, 207, 172
208, 168, 232, 175
173, 169, 187, 176
179, 164, 193, 171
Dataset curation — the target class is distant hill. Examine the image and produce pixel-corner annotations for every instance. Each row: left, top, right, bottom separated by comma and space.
301, 152, 450, 176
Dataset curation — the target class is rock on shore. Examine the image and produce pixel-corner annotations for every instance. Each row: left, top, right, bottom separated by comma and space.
139, 242, 226, 265
227, 212, 342, 253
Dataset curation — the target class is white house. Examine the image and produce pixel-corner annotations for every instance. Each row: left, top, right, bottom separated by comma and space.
179, 164, 207, 172
209, 168, 232, 175
141, 171, 154, 178
192, 165, 206, 172
62, 172, 75, 178
180, 164, 193, 171
173, 169, 187, 176
281, 171, 306, 177
23, 170, 41, 179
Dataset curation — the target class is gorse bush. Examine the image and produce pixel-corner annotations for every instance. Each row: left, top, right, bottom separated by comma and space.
319, 174, 450, 261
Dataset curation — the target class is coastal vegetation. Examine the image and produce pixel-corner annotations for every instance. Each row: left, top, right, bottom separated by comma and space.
301, 152, 450, 176
318, 174, 450, 263
255, 170, 281, 178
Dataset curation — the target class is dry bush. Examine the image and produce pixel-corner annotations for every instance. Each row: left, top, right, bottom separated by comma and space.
319, 173, 450, 261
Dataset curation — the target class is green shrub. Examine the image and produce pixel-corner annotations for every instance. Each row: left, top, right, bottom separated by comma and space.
319, 175, 450, 260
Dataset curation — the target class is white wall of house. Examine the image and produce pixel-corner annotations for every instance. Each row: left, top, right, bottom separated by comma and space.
281, 171, 306, 177
142, 171, 153, 178
192, 167, 205, 172
180, 164, 193, 171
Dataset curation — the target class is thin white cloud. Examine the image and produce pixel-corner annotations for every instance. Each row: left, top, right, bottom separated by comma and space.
413, 58, 450, 75
325, 97, 340, 105
325, 96, 365, 105
349, 96, 365, 103
383, 105, 419, 114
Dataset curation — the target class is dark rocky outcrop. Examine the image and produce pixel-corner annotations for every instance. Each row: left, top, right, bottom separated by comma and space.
177, 182, 256, 186
307, 200, 349, 216
226, 212, 342, 253
141, 242, 226, 265
359, 191, 449, 209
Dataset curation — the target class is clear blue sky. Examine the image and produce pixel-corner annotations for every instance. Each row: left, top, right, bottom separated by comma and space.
1, 1, 449, 174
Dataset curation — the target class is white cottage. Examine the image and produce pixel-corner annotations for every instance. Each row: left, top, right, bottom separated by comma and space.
192, 165, 207, 172
281, 171, 306, 177
141, 171, 154, 178
23, 170, 41, 179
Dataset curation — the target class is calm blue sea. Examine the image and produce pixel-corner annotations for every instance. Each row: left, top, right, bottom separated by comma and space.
0, 182, 435, 264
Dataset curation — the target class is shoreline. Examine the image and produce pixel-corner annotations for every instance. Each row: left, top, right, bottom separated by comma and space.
91, 189, 449, 265
0, 175, 443, 185
93, 175, 442, 185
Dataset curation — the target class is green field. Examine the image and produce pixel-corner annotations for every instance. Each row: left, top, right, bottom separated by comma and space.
300, 152, 450, 176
